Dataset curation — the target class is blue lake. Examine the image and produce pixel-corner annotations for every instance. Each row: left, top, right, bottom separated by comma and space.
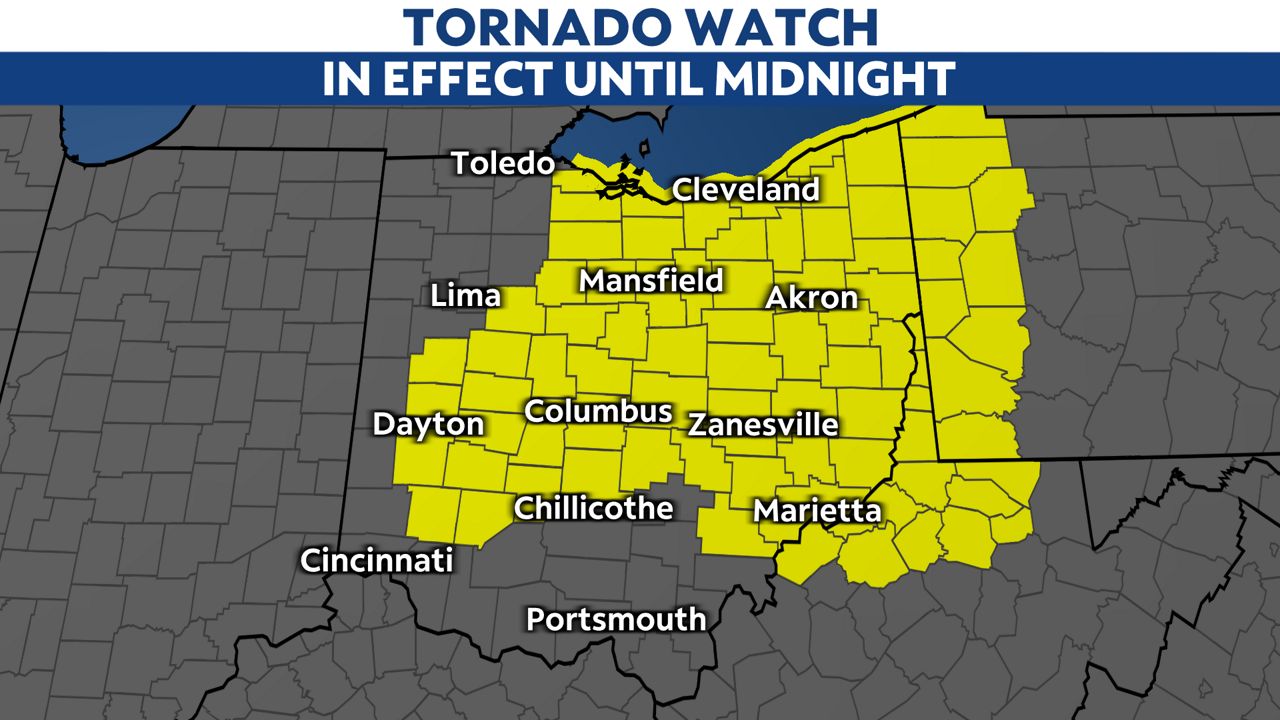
550, 105, 896, 186
61, 106, 191, 165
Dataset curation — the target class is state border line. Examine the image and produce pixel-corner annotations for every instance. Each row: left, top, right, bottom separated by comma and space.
335, 148, 388, 546
0, 157, 64, 394
936, 450, 1280, 464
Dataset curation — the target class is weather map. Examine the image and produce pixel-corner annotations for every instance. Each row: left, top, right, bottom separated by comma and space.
392, 106, 1040, 590
6, 3, 1280, 720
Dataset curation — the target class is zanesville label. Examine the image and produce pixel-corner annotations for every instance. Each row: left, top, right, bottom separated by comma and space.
686, 410, 839, 438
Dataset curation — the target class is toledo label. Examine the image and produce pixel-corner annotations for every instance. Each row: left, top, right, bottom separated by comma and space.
451, 149, 556, 176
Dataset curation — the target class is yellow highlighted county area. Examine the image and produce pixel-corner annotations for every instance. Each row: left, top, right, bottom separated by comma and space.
394, 106, 1040, 588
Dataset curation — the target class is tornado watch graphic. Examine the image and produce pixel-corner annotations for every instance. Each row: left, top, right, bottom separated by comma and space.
2, 3, 1280, 718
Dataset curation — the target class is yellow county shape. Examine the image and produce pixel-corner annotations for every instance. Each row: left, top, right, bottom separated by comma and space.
393, 106, 1041, 589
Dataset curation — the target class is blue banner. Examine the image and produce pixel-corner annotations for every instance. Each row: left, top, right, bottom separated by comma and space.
1, 52, 1277, 105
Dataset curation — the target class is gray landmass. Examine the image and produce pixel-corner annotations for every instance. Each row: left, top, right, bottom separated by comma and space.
159, 106, 581, 156
0, 107, 62, 392
188, 454, 1280, 720
0, 141, 381, 718
1005, 110, 1280, 458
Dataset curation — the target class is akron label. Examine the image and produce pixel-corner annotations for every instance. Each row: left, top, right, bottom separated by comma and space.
764, 283, 859, 310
